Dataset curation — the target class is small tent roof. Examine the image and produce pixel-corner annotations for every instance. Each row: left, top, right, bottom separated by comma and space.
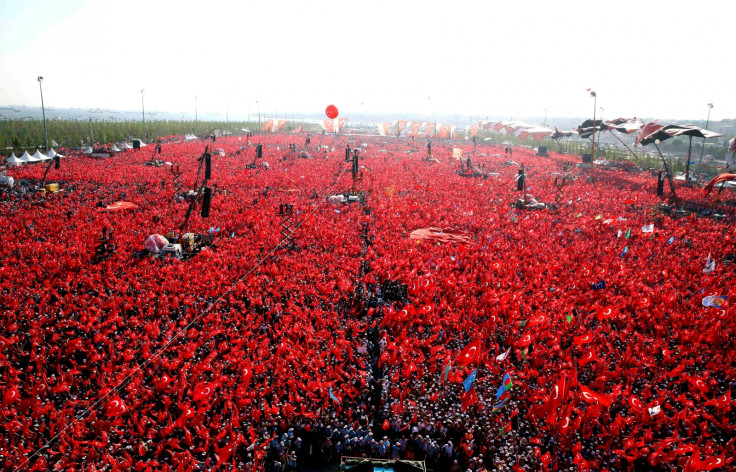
20, 151, 39, 162
47, 148, 65, 158
32, 149, 50, 160
6, 153, 24, 166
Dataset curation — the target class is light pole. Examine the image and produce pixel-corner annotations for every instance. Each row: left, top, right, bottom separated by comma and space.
590, 90, 597, 161
697, 103, 714, 173
195, 95, 198, 127
38, 76, 49, 152
256, 101, 260, 125
141, 89, 146, 142
225, 99, 229, 130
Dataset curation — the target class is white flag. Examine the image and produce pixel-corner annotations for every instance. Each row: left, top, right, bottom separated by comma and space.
704, 253, 716, 274
496, 347, 511, 362
726, 137, 735, 168
642, 224, 654, 233
648, 405, 661, 416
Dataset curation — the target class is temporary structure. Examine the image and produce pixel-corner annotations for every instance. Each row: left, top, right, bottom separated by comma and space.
5, 153, 24, 166
32, 149, 50, 161
47, 148, 65, 158
20, 151, 39, 163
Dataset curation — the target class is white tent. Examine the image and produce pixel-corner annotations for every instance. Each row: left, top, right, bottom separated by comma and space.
5, 153, 24, 166
32, 149, 50, 161
111, 145, 122, 152
120, 142, 134, 150
47, 148, 65, 158
20, 151, 39, 163
83, 146, 94, 154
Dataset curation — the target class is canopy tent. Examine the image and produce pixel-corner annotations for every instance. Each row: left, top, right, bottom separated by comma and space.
120, 142, 134, 150
110, 145, 122, 152
19, 151, 39, 163
32, 149, 50, 161
47, 148, 64, 158
5, 153, 24, 166
83, 146, 94, 154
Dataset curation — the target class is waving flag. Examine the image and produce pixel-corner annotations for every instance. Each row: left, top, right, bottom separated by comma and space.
579, 384, 611, 407
329, 387, 342, 405
495, 372, 513, 398
591, 280, 606, 291
456, 340, 481, 366
726, 137, 736, 168
462, 369, 477, 392
703, 253, 716, 273
702, 295, 728, 309
496, 347, 511, 362
440, 358, 452, 383
461, 388, 478, 411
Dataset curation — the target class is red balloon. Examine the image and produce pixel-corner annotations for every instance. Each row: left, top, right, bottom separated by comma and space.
325, 104, 338, 119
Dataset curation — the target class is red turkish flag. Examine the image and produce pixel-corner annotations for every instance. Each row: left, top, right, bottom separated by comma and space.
193, 383, 216, 403
3, 386, 21, 406
456, 340, 481, 366
579, 385, 612, 408
578, 350, 597, 366
461, 388, 478, 411
106, 396, 127, 417
595, 306, 618, 321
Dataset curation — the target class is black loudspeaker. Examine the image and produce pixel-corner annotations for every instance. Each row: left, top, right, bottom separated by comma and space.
205, 155, 212, 179
582, 153, 592, 163
345, 146, 351, 162
156, 144, 162, 154
54, 156, 60, 169
657, 171, 665, 196
517, 175, 525, 191
256, 144, 263, 159
133, 139, 141, 150
201, 187, 212, 218
538, 146, 547, 154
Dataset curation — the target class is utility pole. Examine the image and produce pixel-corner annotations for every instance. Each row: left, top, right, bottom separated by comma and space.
38, 76, 49, 152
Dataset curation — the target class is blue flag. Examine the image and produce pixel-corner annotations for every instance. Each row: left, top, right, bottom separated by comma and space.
620, 246, 629, 258
329, 387, 341, 405
463, 369, 477, 392
592, 280, 606, 291
667, 236, 674, 245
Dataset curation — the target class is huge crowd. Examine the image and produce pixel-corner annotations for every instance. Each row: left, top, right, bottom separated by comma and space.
1, 132, 734, 472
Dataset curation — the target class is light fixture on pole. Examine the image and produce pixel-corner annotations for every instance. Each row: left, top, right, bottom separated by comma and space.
696, 102, 714, 172
141, 89, 146, 143
589, 89, 597, 161
38, 76, 49, 152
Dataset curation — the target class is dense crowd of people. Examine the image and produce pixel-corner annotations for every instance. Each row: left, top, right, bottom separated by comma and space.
1, 132, 734, 472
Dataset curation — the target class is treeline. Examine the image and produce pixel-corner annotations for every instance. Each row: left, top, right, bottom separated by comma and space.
0, 119, 315, 151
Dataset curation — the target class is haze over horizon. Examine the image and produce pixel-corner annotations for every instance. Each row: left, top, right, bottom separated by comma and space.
1, 0, 734, 122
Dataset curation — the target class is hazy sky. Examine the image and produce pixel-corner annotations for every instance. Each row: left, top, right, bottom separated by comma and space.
1, 0, 734, 122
